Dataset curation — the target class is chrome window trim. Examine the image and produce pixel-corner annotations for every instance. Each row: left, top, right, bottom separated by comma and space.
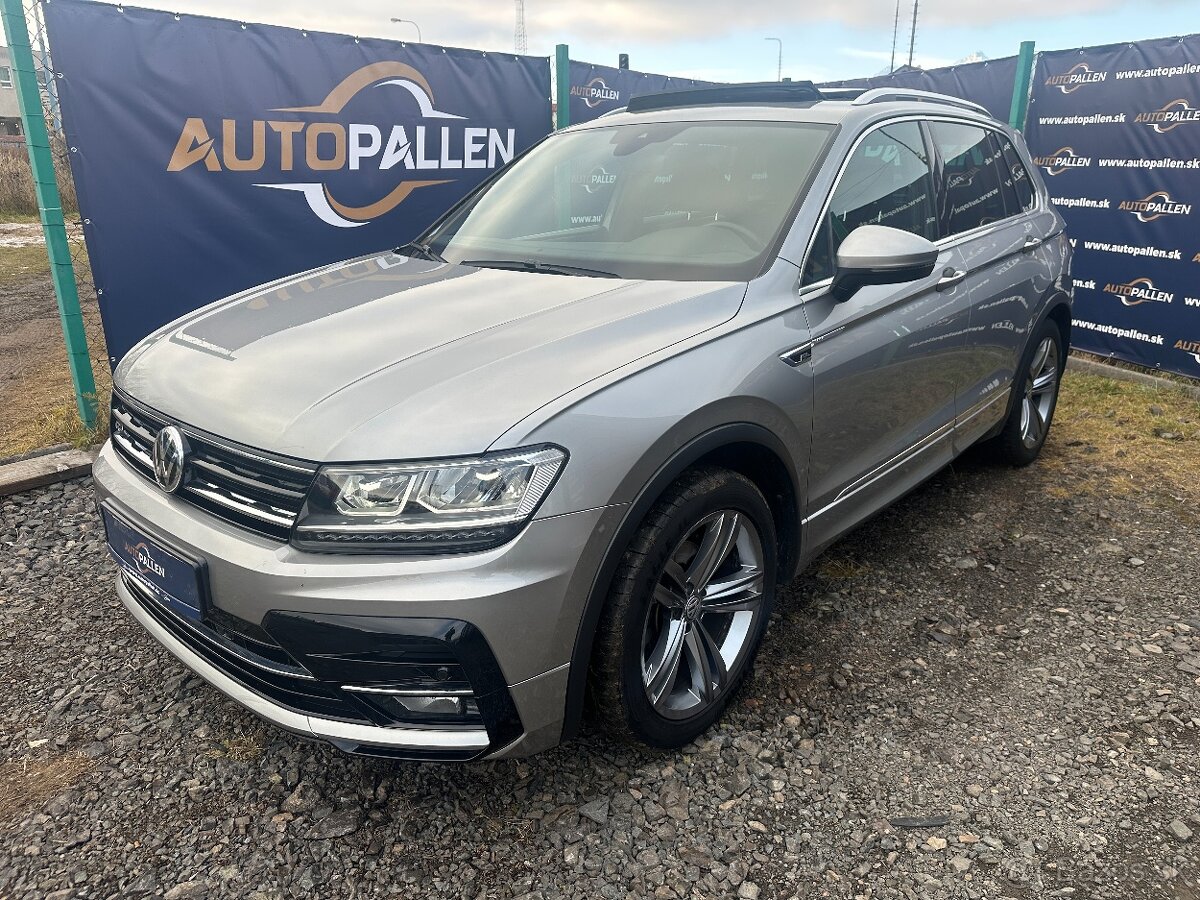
795, 113, 1043, 297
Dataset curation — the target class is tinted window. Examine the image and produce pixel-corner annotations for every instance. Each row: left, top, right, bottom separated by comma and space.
426, 121, 833, 282
930, 122, 1015, 236
802, 121, 936, 285
998, 135, 1036, 212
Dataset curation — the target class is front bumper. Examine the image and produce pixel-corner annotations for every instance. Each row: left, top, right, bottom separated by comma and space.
93, 442, 622, 760
117, 573, 496, 758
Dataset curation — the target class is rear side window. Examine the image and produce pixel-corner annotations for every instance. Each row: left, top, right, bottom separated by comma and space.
998, 135, 1036, 212
802, 121, 937, 285
930, 122, 1014, 236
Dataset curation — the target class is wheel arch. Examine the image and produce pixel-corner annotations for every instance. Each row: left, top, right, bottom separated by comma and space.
560, 422, 802, 741
984, 288, 1072, 443
1045, 294, 1072, 350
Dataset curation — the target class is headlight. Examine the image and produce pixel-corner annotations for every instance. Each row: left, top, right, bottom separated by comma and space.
291, 445, 566, 554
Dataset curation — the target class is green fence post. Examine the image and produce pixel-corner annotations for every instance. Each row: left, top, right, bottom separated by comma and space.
555, 44, 570, 129
0, 0, 97, 430
1008, 40, 1036, 132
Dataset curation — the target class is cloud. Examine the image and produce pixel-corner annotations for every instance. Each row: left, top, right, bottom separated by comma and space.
150, 0, 1160, 54
841, 47, 956, 69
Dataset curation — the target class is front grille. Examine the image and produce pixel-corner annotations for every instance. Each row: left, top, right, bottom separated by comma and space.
110, 391, 317, 541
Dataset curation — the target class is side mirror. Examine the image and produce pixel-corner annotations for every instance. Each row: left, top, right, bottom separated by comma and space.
829, 225, 939, 303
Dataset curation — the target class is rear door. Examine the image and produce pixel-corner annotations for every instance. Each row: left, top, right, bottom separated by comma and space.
801, 119, 971, 553
925, 121, 1056, 449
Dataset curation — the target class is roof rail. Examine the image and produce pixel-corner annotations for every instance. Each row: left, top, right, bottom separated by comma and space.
851, 88, 989, 116
815, 87, 868, 101
627, 81, 822, 113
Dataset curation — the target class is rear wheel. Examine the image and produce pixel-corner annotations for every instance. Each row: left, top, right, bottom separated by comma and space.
590, 467, 777, 748
990, 318, 1064, 466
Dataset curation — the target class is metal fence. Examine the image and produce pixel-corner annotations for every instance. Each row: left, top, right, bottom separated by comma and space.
0, 0, 106, 459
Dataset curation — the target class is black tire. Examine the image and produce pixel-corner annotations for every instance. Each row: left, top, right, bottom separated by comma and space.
589, 466, 777, 748
989, 317, 1066, 466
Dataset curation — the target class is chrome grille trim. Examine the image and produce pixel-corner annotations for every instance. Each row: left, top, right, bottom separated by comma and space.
184, 483, 296, 527
189, 457, 307, 501
109, 390, 317, 540
112, 430, 153, 471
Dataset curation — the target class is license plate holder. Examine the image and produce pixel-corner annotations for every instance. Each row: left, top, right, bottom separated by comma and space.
102, 507, 208, 623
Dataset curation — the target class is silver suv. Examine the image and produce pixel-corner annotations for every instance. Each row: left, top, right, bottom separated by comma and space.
95, 83, 1071, 761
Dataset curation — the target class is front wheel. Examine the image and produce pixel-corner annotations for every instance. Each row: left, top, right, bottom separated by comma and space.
589, 467, 777, 748
990, 318, 1065, 466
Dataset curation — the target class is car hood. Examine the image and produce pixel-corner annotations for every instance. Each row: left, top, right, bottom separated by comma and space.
116, 253, 745, 461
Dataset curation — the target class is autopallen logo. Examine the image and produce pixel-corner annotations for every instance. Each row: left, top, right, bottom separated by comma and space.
1103, 277, 1174, 306
1175, 338, 1200, 366
125, 541, 166, 578
570, 76, 620, 109
1044, 62, 1107, 94
1032, 147, 1091, 175
1134, 98, 1200, 133
165, 62, 517, 228
1117, 190, 1193, 222
572, 165, 617, 193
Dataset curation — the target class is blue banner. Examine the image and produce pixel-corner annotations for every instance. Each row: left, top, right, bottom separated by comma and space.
567, 60, 713, 124
1025, 37, 1200, 379
44, 0, 551, 362
820, 56, 1020, 122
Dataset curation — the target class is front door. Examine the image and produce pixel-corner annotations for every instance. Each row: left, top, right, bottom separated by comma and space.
799, 119, 972, 553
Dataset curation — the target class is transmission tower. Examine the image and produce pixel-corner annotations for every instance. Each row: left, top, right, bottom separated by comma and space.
907, 0, 919, 68
514, 0, 528, 55
889, 0, 900, 73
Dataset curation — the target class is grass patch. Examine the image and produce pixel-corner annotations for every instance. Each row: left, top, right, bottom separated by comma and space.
0, 347, 109, 458
1047, 371, 1200, 501
0, 212, 43, 224
0, 230, 106, 458
213, 729, 267, 762
816, 556, 870, 581
0, 243, 50, 286
0, 753, 95, 822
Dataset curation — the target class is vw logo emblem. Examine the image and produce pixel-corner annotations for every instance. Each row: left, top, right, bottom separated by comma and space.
152, 425, 188, 493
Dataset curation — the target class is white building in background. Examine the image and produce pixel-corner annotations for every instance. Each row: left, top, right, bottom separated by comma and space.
0, 46, 23, 138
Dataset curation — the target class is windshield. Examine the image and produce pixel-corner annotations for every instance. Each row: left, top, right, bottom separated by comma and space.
423, 121, 835, 281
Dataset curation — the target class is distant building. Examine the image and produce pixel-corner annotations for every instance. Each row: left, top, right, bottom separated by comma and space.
0, 46, 24, 137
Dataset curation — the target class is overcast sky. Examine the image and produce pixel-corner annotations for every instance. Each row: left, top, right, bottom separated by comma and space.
33, 0, 1200, 81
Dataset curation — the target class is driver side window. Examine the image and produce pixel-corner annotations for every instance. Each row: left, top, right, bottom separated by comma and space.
802, 121, 938, 286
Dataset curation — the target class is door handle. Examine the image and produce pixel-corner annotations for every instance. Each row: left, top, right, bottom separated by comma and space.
935, 267, 967, 291
1022, 235, 1043, 252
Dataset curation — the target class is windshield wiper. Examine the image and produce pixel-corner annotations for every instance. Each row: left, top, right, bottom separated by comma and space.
395, 240, 445, 262
460, 259, 620, 279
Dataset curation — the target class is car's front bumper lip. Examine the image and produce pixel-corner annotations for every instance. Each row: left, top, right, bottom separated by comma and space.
116, 573, 492, 755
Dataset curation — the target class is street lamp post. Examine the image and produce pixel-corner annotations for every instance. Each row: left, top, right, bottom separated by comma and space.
390, 17, 423, 42
764, 37, 782, 82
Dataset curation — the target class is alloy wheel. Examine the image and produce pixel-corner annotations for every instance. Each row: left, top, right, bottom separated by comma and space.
640, 510, 765, 720
1019, 335, 1059, 449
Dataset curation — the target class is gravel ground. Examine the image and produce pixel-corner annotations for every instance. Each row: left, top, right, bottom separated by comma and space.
1, 397, 1198, 900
